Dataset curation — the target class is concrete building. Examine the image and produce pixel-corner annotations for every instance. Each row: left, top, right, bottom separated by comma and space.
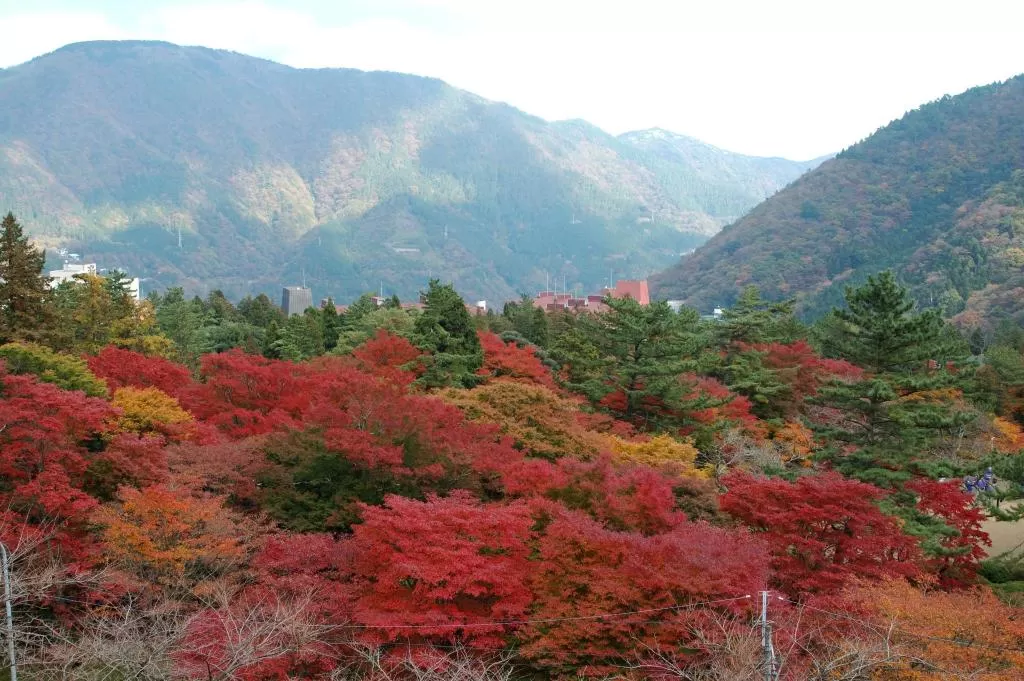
281, 286, 313, 316
49, 262, 98, 285
48, 262, 141, 301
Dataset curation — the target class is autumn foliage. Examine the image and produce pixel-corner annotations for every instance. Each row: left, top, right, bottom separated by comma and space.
1, 272, 1019, 680
720, 472, 921, 595
476, 331, 556, 387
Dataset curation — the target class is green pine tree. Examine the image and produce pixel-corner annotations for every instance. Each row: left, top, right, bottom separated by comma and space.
0, 212, 51, 343
503, 294, 549, 347
154, 287, 209, 366
571, 297, 707, 430
341, 293, 380, 332
412, 279, 482, 388
815, 271, 973, 486
238, 293, 284, 328
272, 311, 325, 361
718, 285, 803, 346
321, 299, 341, 351
263, 320, 281, 358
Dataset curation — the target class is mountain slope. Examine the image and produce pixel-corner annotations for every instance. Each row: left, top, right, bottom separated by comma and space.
0, 40, 817, 301
651, 75, 1024, 325
618, 129, 826, 222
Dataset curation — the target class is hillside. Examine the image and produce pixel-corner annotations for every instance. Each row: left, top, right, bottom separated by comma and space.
0, 40, 817, 302
651, 75, 1024, 326
619, 128, 825, 221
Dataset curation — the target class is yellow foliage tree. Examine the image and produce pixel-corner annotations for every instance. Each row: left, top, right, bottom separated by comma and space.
93, 485, 247, 586
112, 386, 192, 434
111, 299, 175, 358
441, 380, 609, 460
607, 434, 707, 478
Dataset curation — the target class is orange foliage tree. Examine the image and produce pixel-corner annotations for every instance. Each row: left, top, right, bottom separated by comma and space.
848, 579, 1024, 680
93, 485, 249, 586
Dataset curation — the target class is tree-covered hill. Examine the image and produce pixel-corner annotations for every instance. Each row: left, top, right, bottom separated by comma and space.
651, 75, 1024, 327
0, 40, 817, 302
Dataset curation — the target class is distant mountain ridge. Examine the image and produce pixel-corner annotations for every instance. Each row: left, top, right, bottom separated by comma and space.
0, 40, 819, 301
651, 75, 1024, 327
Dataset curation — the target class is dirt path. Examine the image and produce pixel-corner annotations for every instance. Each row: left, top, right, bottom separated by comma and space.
982, 501, 1024, 558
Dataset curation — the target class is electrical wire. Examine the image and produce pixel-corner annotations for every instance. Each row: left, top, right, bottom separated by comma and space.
781, 596, 1024, 655
336, 595, 754, 629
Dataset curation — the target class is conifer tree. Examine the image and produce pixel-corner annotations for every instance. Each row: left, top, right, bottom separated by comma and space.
815, 271, 972, 485
503, 294, 549, 347
0, 212, 51, 342
718, 285, 802, 346
263, 320, 281, 359
238, 293, 284, 328
573, 297, 708, 430
413, 279, 482, 387
272, 310, 325, 360
341, 293, 380, 331
321, 298, 340, 351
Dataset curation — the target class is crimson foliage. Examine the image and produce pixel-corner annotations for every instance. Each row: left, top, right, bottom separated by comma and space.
720, 472, 920, 595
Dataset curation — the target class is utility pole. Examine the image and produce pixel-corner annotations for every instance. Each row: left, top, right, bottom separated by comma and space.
0, 542, 16, 681
759, 591, 776, 681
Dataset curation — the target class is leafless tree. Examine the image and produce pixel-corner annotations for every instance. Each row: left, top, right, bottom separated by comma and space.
334, 643, 519, 681
174, 583, 343, 680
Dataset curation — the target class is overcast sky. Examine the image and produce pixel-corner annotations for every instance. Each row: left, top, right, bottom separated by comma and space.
2, 0, 1023, 159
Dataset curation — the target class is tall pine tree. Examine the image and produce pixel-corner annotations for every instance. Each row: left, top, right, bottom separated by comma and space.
717, 285, 803, 346
0, 212, 51, 343
815, 271, 972, 485
413, 280, 482, 388
571, 297, 708, 430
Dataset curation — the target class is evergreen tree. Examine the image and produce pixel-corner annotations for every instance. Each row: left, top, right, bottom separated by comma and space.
821, 271, 963, 374
503, 295, 549, 347
572, 297, 706, 430
331, 307, 416, 356
0, 212, 51, 343
321, 299, 341, 351
717, 286, 802, 346
154, 287, 209, 366
272, 311, 325, 360
263, 320, 281, 359
238, 293, 284, 328
341, 293, 380, 331
412, 279, 482, 387
815, 271, 973, 485
711, 286, 805, 418
206, 290, 241, 322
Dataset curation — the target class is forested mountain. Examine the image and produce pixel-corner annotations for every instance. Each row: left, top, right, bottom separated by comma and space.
619, 128, 825, 221
652, 75, 1024, 327
0, 41, 816, 301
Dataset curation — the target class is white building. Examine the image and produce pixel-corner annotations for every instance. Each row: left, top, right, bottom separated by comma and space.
48, 262, 142, 301
49, 262, 97, 285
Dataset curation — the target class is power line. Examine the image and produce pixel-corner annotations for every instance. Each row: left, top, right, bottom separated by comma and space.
781, 597, 1024, 655
337, 595, 754, 630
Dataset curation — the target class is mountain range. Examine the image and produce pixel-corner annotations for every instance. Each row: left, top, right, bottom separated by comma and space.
0, 40, 820, 302
652, 75, 1024, 328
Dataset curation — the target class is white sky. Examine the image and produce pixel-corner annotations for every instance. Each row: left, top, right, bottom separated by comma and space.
1, 0, 1023, 159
